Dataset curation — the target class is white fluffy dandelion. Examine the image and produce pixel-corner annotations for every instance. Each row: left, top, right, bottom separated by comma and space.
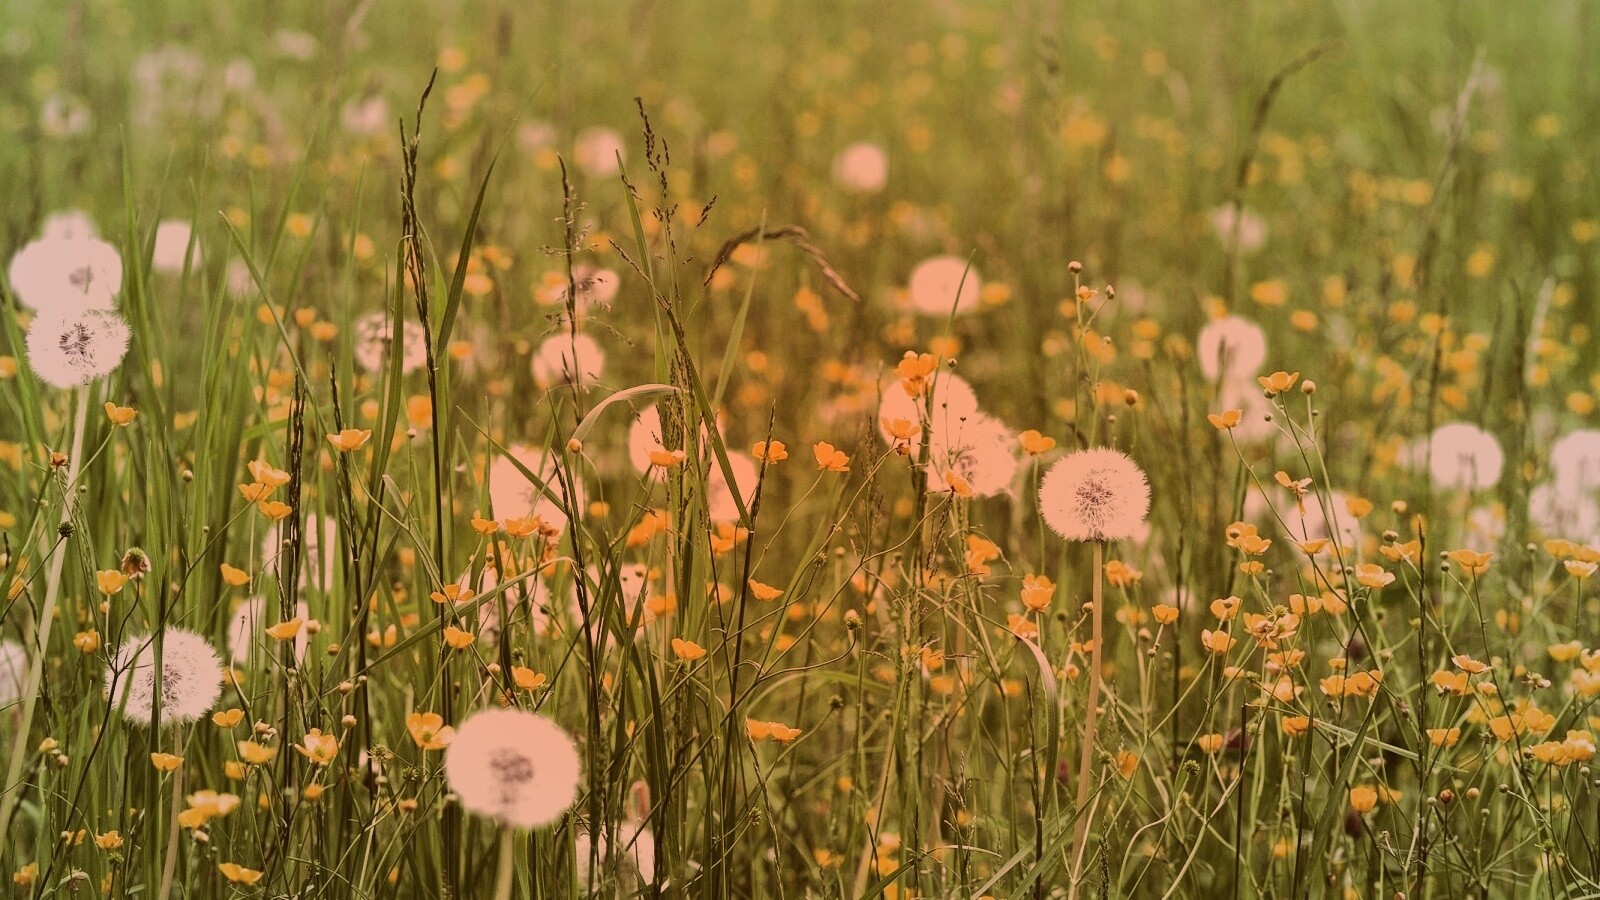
444, 708, 581, 829
707, 450, 759, 524
576, 820, 657, 888
7, 234, 122, 312
1208, 205, 1268, 255
151, 219, 200, 273
260, 513, 340, 592
925, 412, 1021, 498
571, 563, 654, 641
532, 333, 606, 388
555, 265, 620, 313
467, 561, 554, 643
339, 94, 390, 136
103, 628, 224, 727
906, 255, 982, 317
26, 306, 131, 389
489, 445, 586, 530
227, 597, 310, 667
1427, 423, 1503, 491
573, 127, 626, 179
877, 371, 981, 451
40, 210, 100, 242
1038, 448, 1151, 542
832, 142, 889, 194
352, 311, 428, 375
1529, 482, 1600, 543
1551, 430, 1600, 493
1195, 316, 1267, 382
0, 639, 27, 708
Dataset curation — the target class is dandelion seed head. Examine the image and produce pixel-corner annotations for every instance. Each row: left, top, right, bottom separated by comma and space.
151, 219, 200, 273
1038, 448, 1151, 542
906, 255, 982, 317
103, 628, 224, 727
877, 371, 981, 450
1425, 423, 1503, 491
352, 312, 427, 375
1550, 430, 1600, 493
576, 821, 657, 887
489, 445, 585, 531
1195, 315, 1267, 382
7, 234, 122, 313
1529, 482, 1600, 544
925, 412, 1021, 498
40, 210, 100, 243
532, 333, 606, 388
227, 597, 310, 667
707, 451, 759, 523
26, 306, 130, 389
573, 127, 625, 179
444, 708, 581, 830
260, 513, 339, 592
1208, 205, 1268, 254
469, 562, 553, 643
832, 141, 889, 194
0, 639, 27, 708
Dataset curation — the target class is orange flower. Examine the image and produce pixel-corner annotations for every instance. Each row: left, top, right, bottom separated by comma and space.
429, 583, 475, 605
1206, 409, 1242, 430
327, 428, 372, 452
1200, 629, 1236, 654
219, 563, 251, 587
1353, 563, 1394, 589
407, 712, 456, 750
1349, 786, 1378, 813
442, 626, 475, 649
1257, 371, 1300, 396
95, 569, 128, 596
813, 442, 850, 472
1151, 603, 1179, 625
294, 729, 339, 765
748, 579, 784, 601
150, 753, 183, 772
510, 666, 546, 691
1018, 429, 1057, 454
257, 500, 293, 520
671, 638, 707, 661
1446, 549, 1494, 578
103, 402, 137, 426
265, 618, 303, 640
217, 863, 263, 885
753, 440, 789, 463
1020, 574, 1054, 611
247, 460, 291, 488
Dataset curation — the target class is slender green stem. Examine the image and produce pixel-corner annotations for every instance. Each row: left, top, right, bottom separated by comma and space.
0, 385, 89, 843
1068, 540, 1106, 898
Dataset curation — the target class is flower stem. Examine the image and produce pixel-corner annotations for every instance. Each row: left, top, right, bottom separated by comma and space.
0, 385, 90, 843
1068, 540, 1105, 899
157, 733, 186, 900
492, 827, 516, 900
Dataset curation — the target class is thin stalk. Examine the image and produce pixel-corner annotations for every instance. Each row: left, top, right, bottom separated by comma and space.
1068, 540, 1105, 899
0, 385, 90, 842
492, 828, 515, 900
156, 732, 186, 900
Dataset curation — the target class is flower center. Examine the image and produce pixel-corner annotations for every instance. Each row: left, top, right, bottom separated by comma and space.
58, 323, 93, 361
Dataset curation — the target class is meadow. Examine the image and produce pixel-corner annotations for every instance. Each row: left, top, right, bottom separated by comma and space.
2, 1, 1600, 897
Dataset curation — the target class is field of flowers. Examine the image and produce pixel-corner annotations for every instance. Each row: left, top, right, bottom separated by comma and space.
3, 1, 1600, 897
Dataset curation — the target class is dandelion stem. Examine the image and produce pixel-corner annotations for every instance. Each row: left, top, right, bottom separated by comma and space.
492, 828, 516, 900
1068, 540, 1105, 899
0, 384, 90, 843
157, 734, 185, 900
